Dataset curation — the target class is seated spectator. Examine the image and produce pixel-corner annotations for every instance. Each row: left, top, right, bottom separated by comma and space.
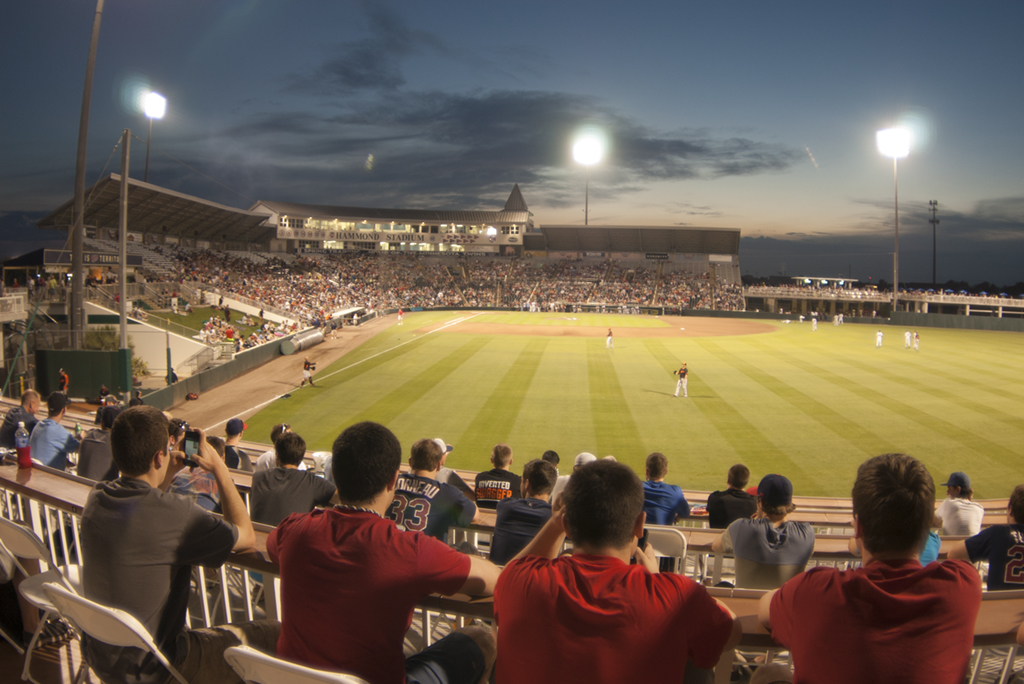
169, 436, 226, 512
268, 421, 498, 684
541, 449, 560, 471
0, 390, 40, 448
489, 459, 556, 565
474, 443, 521, 509
933, 471, 984, 536
494, 460, 741, 682
760, 453, 982, 683
712, 474, 815, 589
77, 405, 121, 481
433, 437, 476, 500
29, 392, 79, 470
80, 406, 278, 684
253, 423, 291, 472
550, 452, 596, 501
706, 463, 758, 529
950, 484, 1024, 590
250, 432, 337, 526
224, 417, 253, 471
128, 389, 145, 407
93, 395, 118, 424
385, 438, 477, 540
641, 452, 690, 525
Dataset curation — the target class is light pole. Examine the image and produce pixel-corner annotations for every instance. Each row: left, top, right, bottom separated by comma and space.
573, 134, 603, 225
143, 92, 166, 183
929, 200, 940, 287
876, 127, 911, 314
71, 0, 106, 349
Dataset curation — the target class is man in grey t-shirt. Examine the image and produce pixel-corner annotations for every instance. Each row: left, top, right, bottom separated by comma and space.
712, 474, 815, 589
80, 407, 278, 684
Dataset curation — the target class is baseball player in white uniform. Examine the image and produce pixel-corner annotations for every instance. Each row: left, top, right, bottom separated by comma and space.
812, 318, 818, 331
905, 331, 912, 348
674, 363, 688, 398
606, 328, 613, 349
876, 330, 884, 347
913, 331, 920, 351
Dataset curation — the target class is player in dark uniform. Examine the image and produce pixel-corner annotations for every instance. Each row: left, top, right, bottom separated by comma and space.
674, 362, 688, 398
300, 357, 315, 387
386, 438, 476, 540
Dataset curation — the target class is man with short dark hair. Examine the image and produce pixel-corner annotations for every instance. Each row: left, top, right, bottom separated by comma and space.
28, 392, 79, 469
541, 450, 560, 470
495, 460, 741, 683
269, 421, 498, 684
253, 423, 292, 472
760, 453, 982, 683
706, 463, 757, 529
642, 452, 690, 525
0, 389, 40, 448
474, 443, 521, 509
250, 432, 337, 526
385, 437, 476, 540
950, 484, 1024, 590
80, 406, 278, 684
713, 474, 814, 589
490, 459, 556, 565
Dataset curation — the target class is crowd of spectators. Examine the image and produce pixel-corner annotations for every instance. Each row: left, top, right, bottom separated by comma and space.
7, 384, 1024, 683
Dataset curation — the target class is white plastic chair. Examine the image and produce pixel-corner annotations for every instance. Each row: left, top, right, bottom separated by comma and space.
42, 582, 191, 684
223, 645, 372, 684
0, 516, 81, 683
645, 525, 688, 574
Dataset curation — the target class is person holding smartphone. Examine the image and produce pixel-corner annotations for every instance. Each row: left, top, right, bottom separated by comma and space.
79, 406, 279, 684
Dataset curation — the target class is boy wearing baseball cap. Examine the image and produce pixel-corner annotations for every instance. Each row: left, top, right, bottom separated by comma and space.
933, 471, 985, 536
712, 473, 814, 589
224, 417, 252, 471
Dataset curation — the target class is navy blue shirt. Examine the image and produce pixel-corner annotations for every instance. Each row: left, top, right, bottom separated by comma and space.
386, 473, 476, 541
490, 497, 553, 565
642, 480, 690, 525
964, 524, 1024, 591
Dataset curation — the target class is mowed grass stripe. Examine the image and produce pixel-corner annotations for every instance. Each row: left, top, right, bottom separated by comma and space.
836, 354, 1024, 430
745, 337, 1022, 470
699, 340, 890, 457
347, 336, 492, 426
461, 338, 549, 445
587, 343, 644, 457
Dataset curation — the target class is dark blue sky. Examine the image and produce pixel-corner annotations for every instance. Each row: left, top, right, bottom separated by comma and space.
2, 1, 1022, 284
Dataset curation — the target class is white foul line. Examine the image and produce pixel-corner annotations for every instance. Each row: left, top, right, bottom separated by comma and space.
202, 312, 484, 432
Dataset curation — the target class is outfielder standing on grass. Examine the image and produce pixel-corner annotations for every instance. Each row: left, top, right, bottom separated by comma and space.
606, 328, 613, 349
300, 357, 315, 387
674, 362, 688, 398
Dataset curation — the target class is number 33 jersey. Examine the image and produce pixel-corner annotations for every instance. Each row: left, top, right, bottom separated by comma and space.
386, 473, 477, 540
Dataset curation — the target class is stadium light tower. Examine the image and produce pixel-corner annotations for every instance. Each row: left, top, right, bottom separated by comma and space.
143, 91, 166, 183
929, 200, 940, 287
876, 126, 911, 313
573, 133, 604, 225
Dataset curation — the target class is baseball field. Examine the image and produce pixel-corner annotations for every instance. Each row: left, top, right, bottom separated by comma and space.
245, 311, 1024, 498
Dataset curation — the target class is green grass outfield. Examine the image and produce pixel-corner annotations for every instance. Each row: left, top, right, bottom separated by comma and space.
247, 311, 1024, 498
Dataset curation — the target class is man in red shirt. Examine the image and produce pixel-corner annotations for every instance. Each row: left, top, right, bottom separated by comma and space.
268, 421, 498, 684
759, 453, 982, 683
494, 460, 740, 683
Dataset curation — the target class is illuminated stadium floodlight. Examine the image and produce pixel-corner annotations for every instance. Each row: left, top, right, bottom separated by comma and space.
143, 91, 167, 183
573, 133, 604, 225
876, 126, 911, 313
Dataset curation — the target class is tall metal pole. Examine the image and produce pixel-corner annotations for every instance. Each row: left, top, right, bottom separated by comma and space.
119, 130, 130, 356
892, 157, 900, 314
144, 116, 153, 183
929, 200, 940, 287
70, 0, 105, 350
584, 166, 590, 226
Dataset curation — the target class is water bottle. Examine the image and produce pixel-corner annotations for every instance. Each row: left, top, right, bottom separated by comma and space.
15, 422, 31, 469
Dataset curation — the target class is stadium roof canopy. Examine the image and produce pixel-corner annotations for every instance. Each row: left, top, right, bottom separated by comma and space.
527, 225, 741, 255
36, 174, 275, 244
252, 184, 531, 227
